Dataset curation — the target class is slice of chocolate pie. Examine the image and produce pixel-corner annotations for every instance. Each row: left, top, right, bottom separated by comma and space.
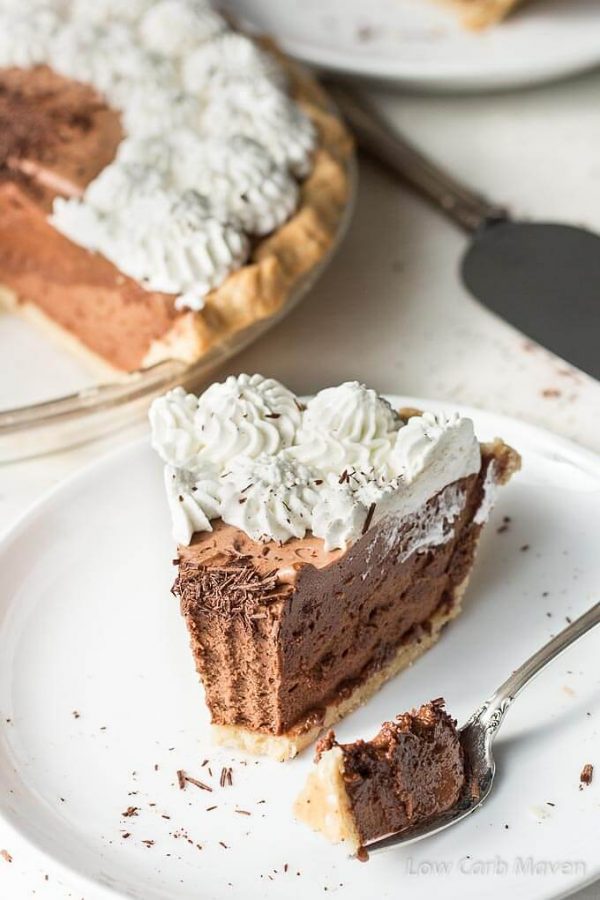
294, 699, 465, 855
150, 375, 520, 760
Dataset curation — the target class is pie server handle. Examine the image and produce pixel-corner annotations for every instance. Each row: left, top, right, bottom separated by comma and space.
326, 82, 508, 233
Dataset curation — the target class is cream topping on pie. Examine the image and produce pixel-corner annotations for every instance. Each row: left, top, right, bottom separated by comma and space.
0, 0, 316, 311
150, 375, 482, 549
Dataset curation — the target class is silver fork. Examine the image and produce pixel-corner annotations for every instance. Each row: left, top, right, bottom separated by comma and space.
366, 601, 600, 853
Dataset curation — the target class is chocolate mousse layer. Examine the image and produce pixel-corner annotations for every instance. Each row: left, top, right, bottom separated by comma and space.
175, 441, 518, 758
295, 699, 465, 852
0, 66, 179, 371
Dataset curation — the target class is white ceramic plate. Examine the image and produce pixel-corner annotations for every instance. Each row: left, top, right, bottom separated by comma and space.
224, 0, 600, 91
0, 398, 599, 900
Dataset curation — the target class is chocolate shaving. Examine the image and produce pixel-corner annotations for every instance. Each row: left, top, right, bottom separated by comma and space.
178, 770, 212, 792
122, 806, 138, 818
362, 502, 376, 535
220, 766, 233, 787
580, 763, 593, 785
176, 558, 286, 628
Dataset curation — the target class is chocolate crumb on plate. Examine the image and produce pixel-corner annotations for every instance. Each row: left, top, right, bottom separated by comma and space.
122, 806, 138, 818
580, 763, 594, 786
220, 766, 233, 787
182, 772, 212, 792
0, 849, 12, 863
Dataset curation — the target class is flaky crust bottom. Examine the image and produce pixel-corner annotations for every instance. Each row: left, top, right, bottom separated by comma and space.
439, 0, 524, 28
212, 576, 470, 762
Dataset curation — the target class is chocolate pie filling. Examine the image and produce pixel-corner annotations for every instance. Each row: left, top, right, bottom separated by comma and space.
313, 699, 465, 846
175, 446, 508, 742
0, 65, 179, 371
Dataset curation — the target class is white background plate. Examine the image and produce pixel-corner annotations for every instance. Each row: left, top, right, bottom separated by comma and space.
224, 0, 600, 91
0, 399, 599, 900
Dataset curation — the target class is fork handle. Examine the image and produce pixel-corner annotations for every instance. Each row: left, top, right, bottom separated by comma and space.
326, 82, 508, 234
478, 601, 600, 736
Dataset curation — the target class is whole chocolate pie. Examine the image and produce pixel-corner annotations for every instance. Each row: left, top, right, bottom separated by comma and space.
0, 1, 352, 373
150, 375, 520, 760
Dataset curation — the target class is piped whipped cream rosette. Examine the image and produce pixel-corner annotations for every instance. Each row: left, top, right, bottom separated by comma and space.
0, 0, 316, 309
115, 132, 299, 237
150, 375, 484, 550
52, 186, 249, 310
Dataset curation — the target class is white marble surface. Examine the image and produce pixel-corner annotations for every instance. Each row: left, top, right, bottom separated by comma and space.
1, 67, 599, 900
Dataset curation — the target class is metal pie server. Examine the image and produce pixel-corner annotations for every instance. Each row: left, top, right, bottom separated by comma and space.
328, 84, 600, 381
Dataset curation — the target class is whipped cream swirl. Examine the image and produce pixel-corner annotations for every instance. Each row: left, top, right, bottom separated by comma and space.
200, 82, 316, 179
53, 187, 249, 310
165, 463, 222, 544
292, 382, 401, 478
0, 5, 61, 67
139, 0, 226, 56
0, 0, 315, 308
115, 133, 299, 236
194, 373, 302, 465
182, 32, 287, 94
221, 456, 320, 544
151, 375, 484, 551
